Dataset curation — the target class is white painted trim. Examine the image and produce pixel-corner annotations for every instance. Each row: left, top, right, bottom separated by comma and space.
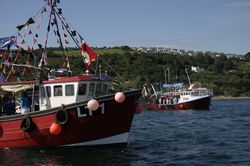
63, 132, 129, 146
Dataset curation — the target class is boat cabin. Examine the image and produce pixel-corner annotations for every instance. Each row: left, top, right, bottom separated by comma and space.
0, 69, 113, 113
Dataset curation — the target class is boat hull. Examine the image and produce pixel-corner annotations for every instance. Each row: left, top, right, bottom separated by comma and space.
145, 95, 211, 111
0, 90, 141, 147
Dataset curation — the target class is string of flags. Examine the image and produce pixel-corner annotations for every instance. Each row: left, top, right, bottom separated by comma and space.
1, 0, 99, 81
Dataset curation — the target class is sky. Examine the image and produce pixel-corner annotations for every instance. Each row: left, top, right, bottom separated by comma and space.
1, 0, 250, 54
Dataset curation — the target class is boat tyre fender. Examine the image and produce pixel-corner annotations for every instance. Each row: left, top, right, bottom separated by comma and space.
20, 116, 34, 132
56, 106, 69, 125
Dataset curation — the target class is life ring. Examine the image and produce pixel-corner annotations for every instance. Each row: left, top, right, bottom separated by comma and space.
56, 108, 69, 125
20, 117, 34, 132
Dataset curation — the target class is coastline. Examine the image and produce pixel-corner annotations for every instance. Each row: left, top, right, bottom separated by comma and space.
212, 96, 250, 100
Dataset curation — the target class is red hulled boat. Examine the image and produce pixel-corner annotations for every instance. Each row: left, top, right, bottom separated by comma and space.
142, 70, 213, 111
0, 0, 141, 147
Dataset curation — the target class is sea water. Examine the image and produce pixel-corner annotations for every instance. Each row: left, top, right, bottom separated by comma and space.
0, 99, 250, 165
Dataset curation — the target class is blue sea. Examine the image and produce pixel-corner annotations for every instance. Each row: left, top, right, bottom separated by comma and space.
0, 99, 250, 166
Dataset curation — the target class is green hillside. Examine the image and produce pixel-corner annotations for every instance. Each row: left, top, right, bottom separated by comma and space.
1, 46, 250, 97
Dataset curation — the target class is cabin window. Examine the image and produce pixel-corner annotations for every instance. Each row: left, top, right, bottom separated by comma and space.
95, 83, 101, 97
78, 83, 87, 95
54, 85, 63, 96
41, 87, 45, 97
88, 83, 95, 96
66, 84, 74, 96
46, 86, 51, 97
40, 87, 46, 104
101, 84, 108, 95
41, 86, 51, 98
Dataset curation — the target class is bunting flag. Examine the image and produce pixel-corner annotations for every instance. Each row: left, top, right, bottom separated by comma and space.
18, 32, 22, 37
80, 42, 98, 69
3, 51, 9, 61
22, 60, 32, 76
28, 30, 33, 35
22, 67, 28, 76
16, 17, 35, 31
58, 8, 62, 15
8, 71, 14, 79
71, 31, 76, 36
21, 39, 26, 44
38, 51, 48, 67
26, 17, 35, 25
64, 39, 69, 44
33, 38, 37, 44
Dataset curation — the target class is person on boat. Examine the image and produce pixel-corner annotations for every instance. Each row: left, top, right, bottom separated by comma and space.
4, 93, 16, 115
0, 73, 5, 82
16, 91, 31, 114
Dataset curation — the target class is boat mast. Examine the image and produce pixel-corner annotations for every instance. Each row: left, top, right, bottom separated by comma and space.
50, 0, 64, 50
185, 68, 192, 87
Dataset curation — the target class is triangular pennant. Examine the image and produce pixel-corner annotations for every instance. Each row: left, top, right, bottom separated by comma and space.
21, 39, 26, 44
18, 32, 23, 37
9, 71, 14, 79
38, 44, 43, 49
64, 39, 69, 44
33, 38, 37, 44
16, 24, 25, 31
53, 18, 57, 25
22, 67, 28, 76
26, 17, 35, 25
3, 52, 9, 61
28, 30, 33, 35
71, 31, 76, 36
17, 52, 22, 58
58, 8, 62, 14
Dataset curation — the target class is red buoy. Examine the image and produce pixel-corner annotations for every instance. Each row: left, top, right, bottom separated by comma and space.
50, 122, 62, 135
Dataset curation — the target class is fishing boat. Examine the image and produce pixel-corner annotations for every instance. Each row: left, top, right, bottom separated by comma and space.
0, 0, 142, 147
142, 69, 213, 111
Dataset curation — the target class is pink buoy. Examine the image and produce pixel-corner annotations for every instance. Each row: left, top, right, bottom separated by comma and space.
115, 92, 125, 103
50, 122, 62, 135
135, 103, 143, 114
87, 99, 99, 111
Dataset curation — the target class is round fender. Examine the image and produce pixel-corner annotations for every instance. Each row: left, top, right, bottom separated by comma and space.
56, 109, 69, 125
20, 117, 34, 132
